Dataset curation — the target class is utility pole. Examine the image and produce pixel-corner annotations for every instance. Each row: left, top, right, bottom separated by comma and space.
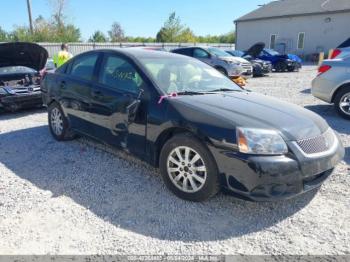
26, 0, 34, 34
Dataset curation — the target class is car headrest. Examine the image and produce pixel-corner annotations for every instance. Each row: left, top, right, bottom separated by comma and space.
157, 68, 171, 91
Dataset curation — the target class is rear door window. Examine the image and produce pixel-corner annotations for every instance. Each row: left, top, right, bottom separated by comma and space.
70, 53, 99, 81
193, 48, 210, 59
173, 48, 193, 57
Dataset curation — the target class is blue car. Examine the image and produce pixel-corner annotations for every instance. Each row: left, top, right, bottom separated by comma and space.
246, 42, 302, 72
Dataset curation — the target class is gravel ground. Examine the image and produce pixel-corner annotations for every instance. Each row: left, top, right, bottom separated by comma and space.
0, 65, 349, 255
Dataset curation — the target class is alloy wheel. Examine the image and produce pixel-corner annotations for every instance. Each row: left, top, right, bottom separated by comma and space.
50, 107, 64, 136
167, 146, 207, 193
339, 93, 350, 116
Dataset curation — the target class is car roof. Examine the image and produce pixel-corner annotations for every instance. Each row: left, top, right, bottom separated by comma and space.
83, 48, 183, 60
173, 46, 212, 50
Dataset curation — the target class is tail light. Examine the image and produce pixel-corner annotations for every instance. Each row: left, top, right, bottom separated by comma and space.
318, 65, 332, 75
330, 49, 341, 59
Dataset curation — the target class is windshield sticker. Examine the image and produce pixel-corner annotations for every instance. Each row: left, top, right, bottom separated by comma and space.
158, 92, 178, 104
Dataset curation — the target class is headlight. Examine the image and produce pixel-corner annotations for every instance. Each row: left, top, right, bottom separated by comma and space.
2, 87, 15, 95
225, 60, 241, 66
236, 127, 288, 155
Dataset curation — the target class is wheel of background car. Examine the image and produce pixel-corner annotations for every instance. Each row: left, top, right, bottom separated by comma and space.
287, 67, 295, 72
48, 102, 77, 141
159, 133, 220, 202
216, 67, 227, 76
275, 61, 287, 72
334, 87, 350, 120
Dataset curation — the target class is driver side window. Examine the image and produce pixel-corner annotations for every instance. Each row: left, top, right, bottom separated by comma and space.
99, 55, 144, 94
193, 48, 209, 59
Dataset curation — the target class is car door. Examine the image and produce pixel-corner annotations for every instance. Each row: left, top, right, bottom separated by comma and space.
58, 52, 100, 135
89, 52, 148, 157
193, 48, 212, 65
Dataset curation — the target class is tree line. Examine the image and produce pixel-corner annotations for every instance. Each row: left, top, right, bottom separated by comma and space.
0, 0, 234, 44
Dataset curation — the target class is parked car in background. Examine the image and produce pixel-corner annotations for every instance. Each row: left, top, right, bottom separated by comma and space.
41, 49, 344, 202
128, 46, 167, 52
172, 46, 250, 77
0, 42, 48, 112
329, 38, 350, 60
312, 57, 350, 119
244, 42, 302, 72
226, 49, 272, 77
45, 59, 56, 73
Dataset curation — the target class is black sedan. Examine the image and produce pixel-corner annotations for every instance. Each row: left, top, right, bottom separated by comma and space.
41, 49, 344, 202
0, 42, 48, 111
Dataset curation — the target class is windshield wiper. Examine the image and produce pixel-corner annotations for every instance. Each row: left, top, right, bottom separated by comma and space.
207, 88, 241, 92
176, 91, 205, 95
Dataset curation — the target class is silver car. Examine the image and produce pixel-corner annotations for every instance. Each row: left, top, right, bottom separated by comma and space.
172, 46, 248, 78
311, 57, 350, 119
330, 38, 350, 60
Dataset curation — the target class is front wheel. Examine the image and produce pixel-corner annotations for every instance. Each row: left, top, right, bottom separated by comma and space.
159, 134, 220, 202
48, 102, 76, 141
334, 87, 350, 120
275, 62, 287, 72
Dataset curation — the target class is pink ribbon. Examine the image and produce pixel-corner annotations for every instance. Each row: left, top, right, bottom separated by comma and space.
158, 92, 178, 104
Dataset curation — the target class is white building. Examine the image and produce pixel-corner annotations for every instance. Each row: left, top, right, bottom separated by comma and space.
235, 0, 350, 56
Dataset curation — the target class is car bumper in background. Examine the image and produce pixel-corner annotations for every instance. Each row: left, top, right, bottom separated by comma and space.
0, 92, 43, 111
311, 75, 337, 103
209, 133, 345, 201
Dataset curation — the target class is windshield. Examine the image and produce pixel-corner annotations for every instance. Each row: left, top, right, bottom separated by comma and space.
208, 47, 231, 57
0, 66, 36, 75
139, 56, 242, 95
264, 49, 280, 56
230, 50, 244, 57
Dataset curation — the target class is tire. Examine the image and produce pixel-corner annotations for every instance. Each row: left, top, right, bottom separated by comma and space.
334, 87, 350, 120
48, 102, 76, 141
287, 67, 295, 72
159, 133, 220, 202
275, 61, 287, 72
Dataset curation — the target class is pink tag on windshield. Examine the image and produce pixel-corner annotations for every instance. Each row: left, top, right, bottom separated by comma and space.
158, 92, 178, 104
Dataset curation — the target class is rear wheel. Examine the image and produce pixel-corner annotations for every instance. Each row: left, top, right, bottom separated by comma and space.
334, 87, 350, 120
48, 102, 76, 141
159, 134, 220, 202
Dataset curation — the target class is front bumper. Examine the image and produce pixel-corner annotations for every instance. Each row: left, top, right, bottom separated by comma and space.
253, 64, 272, 76
0, 92, 43, 111
210, 134, 344, 201
227, 65, 245, 77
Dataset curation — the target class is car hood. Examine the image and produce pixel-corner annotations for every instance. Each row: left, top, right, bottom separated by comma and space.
0, 42, 48, 71
245, 42, 265, 58
170, 92, 329, 141
218, 56, 243, 63
221, 56, 250, 64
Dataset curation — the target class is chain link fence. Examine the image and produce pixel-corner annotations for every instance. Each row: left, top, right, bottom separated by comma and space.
38, 42, 235, 57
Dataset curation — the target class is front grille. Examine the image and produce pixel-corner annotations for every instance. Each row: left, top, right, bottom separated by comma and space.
242, 63, 252, 69
296, 129, 335, 155
13, 85, 41, 94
